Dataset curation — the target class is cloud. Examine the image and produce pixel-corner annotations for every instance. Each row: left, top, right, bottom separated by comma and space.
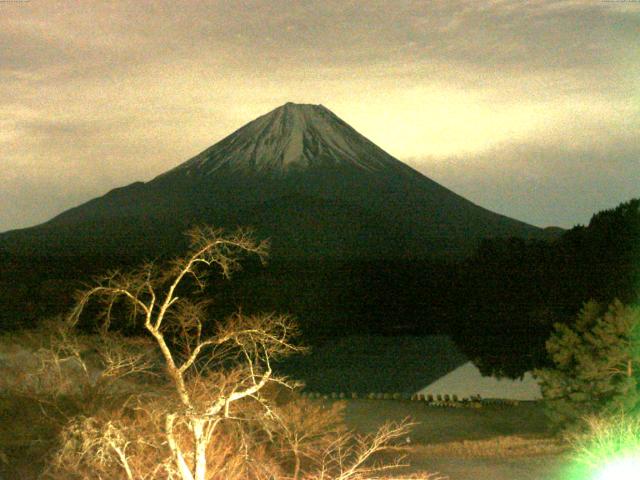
0, 0, 638, 231
409, 139, 640, 229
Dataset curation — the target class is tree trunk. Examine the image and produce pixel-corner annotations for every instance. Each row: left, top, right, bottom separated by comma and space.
292, 445, 301, 480
193, 418, 207, 480
166, 414, 195, 480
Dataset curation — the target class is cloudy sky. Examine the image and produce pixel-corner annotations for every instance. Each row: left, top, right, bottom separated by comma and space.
2, 0, 638, 232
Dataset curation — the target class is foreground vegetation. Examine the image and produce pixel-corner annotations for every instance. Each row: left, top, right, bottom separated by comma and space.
1, 379, 565, 480
1, 227, 426, 479
1, 197, 639, 478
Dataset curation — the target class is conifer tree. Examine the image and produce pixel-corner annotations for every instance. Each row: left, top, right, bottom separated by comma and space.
535, 299, 640, 429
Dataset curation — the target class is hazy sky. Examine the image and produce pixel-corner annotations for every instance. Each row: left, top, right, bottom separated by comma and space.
2, 0, 638, 232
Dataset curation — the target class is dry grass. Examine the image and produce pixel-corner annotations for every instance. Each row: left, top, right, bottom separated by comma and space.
342, 399, 551, 438
405, 435, 566, 459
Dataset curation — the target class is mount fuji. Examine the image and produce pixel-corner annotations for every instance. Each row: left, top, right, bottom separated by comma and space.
0, 103, 554, 260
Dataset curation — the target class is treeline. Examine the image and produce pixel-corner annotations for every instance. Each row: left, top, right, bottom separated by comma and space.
451, 198, 640, 377
1, 199, 638, 378
0, 253, 139, 331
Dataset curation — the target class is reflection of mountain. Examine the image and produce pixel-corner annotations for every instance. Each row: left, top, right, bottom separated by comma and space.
280, 335, 468, 394
279, 334, 542, 400
0, 102, 552, 260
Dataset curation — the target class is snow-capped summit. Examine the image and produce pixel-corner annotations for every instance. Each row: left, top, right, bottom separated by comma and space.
169, 102, 400, 176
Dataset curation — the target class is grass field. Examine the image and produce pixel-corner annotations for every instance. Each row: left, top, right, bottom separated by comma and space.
339, 399, 571, 480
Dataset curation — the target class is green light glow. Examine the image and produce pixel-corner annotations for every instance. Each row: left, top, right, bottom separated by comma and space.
564, 414, 640, 480
594, 456, 640, 480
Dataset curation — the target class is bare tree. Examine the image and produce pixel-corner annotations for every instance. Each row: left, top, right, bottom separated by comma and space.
37, 226, 432, 480
64, 226, 311, 480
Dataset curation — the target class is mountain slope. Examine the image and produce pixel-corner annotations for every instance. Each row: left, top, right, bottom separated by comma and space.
0, 103, 555, 260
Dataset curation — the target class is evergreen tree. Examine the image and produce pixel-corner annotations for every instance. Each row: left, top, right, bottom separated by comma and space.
535, 299, 640, 430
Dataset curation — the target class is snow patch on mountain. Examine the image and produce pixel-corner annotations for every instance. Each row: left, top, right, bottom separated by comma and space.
168, 103, 403, 176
